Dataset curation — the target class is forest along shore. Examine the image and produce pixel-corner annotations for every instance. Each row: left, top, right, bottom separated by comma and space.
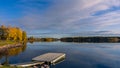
0, 25, 27, 54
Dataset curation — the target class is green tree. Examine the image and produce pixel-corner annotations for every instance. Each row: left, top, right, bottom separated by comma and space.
22, 31, 27, 41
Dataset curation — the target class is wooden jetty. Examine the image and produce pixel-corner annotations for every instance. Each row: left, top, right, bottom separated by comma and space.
10, 53, 66, 67
11, 62, 44, 67
32, 53, 66, 64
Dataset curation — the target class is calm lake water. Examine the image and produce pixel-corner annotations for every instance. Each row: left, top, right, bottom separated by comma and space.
0, 42, 120, 68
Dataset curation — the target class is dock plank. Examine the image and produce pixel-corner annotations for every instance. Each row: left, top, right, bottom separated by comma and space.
32, 53, 66, 64
11, 62, 44, 67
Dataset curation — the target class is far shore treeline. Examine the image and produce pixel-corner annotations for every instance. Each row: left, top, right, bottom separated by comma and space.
0, 25, 27, 41
28, 36, 58, 43
60, 36, 120, 43
28, 36, 120, 43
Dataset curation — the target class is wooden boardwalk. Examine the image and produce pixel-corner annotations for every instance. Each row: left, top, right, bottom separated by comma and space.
11, 62, 44, 67
32, 53, 66, 64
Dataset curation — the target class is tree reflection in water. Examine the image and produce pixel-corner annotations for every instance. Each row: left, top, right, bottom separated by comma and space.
0, 42, 27, 65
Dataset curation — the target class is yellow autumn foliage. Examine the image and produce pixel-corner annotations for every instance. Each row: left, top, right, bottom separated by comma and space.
0, 25, 27, 41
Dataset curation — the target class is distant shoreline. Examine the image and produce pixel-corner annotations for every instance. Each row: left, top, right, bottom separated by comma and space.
27, 36, 120, 43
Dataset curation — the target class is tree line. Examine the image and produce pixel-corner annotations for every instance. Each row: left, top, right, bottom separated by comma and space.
0, 25, 27, 41
60, 36, 120, 43
28, 36, 58, 43
28, 36, 120, 43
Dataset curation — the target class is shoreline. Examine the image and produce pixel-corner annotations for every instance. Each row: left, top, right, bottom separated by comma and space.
0, 43, 23, 68
0, 43, 23, 52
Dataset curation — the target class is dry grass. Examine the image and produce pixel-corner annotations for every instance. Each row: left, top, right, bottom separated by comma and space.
0, 40, 16, 46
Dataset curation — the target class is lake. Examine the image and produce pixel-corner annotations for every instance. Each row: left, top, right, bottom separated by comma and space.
0, 42, 120, 68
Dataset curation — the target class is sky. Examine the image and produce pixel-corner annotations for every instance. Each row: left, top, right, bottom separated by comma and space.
0, 0, 120, 36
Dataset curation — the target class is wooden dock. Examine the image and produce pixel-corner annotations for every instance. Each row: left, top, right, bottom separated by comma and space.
10, 53, 66, 67
32, 53, 66, 64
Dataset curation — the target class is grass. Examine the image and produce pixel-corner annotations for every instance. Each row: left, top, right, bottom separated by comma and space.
0, 40, 16, 46
0, 66, 23, 68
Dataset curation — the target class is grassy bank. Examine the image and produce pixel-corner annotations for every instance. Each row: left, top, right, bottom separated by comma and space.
0, 66, 22, 68
0, 40, 17, 46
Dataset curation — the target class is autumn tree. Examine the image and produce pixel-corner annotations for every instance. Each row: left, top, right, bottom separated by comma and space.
0, 25, 27, 41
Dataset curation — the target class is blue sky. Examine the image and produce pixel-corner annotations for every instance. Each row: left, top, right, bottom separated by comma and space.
0, 0, 120, 36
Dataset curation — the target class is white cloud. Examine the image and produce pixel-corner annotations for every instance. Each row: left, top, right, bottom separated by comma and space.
12, 0, 120, 34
